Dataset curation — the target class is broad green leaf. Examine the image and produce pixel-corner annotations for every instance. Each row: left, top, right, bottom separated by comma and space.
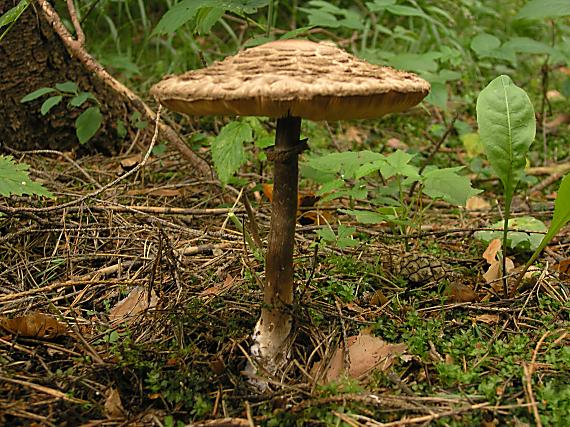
75, 106, 103, 144
0, 155, 53, 198
194, 7, 225, 35
211, 121, 252, 184
476, 75, 535, 205
69, 92, 95, 107
306, 151, 384, 178
475, 217, 547, 251
381, 150, 420, 180
501, 37, 556, 55
280, 26, 314, 40
41, 95, 63, 115
55, 81, 78, 93
20, 87, 55, 103
422, 167, 482, 206
470, 33, 501, 55
515, 0, 570, 20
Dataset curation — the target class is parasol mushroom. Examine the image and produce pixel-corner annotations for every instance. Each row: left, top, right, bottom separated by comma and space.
150, 39, 430, 381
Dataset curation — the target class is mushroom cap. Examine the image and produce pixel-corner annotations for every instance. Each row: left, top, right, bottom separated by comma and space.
150, 39, 430, 121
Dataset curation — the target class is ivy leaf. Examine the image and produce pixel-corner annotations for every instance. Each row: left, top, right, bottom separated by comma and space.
40, 95, 63, 115
211, 121, 252, 184
75, 106, 103, 144
0, 155, 53, 198
422, 167, 482, 206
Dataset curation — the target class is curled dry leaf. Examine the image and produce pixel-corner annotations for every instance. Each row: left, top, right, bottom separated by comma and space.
483, 239, 502, 264
104, 387, 125, 419
0, 312, 66, 339
445, 283, 479, 303
317, 332, 407, 383
109, 286, 158, 325
483, 257, 515, 284
200, 274, 236, 298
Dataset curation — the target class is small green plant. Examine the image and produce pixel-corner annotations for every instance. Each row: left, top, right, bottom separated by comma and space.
21, 81, 103, 144
476, 75, 570, 295
0, 155, 52, 198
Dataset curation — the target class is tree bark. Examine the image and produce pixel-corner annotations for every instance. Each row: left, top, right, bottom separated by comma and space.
0, 0, 211, 177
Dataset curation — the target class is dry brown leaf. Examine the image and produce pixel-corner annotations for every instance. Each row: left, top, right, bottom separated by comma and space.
120, 154, 142, 171
553, 258, 570, 279
445, 283, 479, 303
483, 239, 502, 264
368, 289, 388, 306
0, 312, 66, 339
199, 275, 236, 298
320, 332, 407, 383
483, 257, 515, 284
109, 286, 158, 325
545, 113, 570, 130
386, 137, 408, 150
546, 90, 564, 101
104, 387, 125, 419
474, 314, 500, 324
466, 196, 491, 211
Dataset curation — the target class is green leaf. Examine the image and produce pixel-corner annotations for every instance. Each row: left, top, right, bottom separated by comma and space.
501, 37, 556, 55
55, 81, 78, 93
470, 33, 501, 55
339, 209, 390, 224
20, 87, 55, 103
211, 121, 252, 184
525, 174, 570, 264
152, 0, 268, 36
382, 150, 420, 180
422, 167, 482, 206
365, 0, 397, 12
75, 106, 103, 144
194, 7, 225, 35
0, 0, 29, 29
0, 155, 53, 198
386, 4, 427, 18
475, 217, 547, 251
280, 26, 314, 40
41, 95, 63, 115
515, 0, 570, 20
476, 75, 536, 205
460, 133, 484, 158
69, 92, 95, 108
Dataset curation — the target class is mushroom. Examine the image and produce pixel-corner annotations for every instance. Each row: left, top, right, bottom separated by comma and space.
150, 39, 430, 381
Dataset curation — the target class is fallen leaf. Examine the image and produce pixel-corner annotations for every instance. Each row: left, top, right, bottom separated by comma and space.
120, 154, 142, 171
368, 289, 388, 306
445, 283, 479, 303
483, 239, 502, 264
386, 138, 408, 150
545, 113, 570, 130
319, 332, 407, 383
0, 312, 66, 339
466, 196, 491, 211
109, 286, 158, 325
104, 387, 125, 419
200, 275, 236, 298
474, 314, 500, 324
553, 258, 570, 279
483, 257, 515, 284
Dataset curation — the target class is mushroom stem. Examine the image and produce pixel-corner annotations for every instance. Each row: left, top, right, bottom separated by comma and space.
251, 115, 303, 375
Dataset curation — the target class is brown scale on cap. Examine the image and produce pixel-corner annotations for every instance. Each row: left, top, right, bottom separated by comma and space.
150, 39, 430, 121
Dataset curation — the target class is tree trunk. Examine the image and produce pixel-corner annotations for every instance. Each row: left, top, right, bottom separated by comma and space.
1, 0, 125, 154
0, 0, 211, 177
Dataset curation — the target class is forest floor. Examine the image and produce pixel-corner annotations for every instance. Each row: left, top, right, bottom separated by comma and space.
0, 114, 569, 426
